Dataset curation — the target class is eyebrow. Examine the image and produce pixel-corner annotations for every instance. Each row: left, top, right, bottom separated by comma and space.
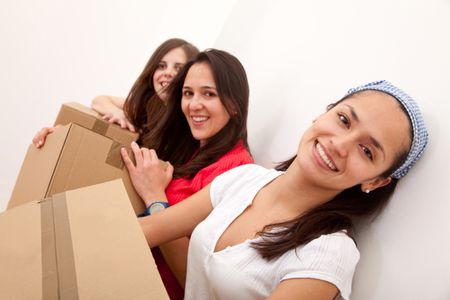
160, 61, 184, 65
183, 85, 217, 90
343, 104, 386, 159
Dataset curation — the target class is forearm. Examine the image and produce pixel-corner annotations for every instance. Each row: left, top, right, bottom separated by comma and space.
139, 184, 213, 248
139, 210, 190, 248
159, 238, 190, 288
91, 95, 125, 116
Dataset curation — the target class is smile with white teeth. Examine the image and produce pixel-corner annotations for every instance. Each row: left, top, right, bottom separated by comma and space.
315, 142, 338, 171
161, 81, 168, 87
192, 116, 208, 122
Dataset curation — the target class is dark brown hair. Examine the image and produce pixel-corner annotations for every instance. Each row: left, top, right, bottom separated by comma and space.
252, 91, 413, 260
123, 38, 199, 136
143, 49, 250, 179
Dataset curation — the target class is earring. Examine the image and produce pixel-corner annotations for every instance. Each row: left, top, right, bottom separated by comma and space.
365, 189, 370, 194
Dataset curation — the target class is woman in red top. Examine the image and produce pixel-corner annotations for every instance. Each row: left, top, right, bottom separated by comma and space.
121, 49, 253, 299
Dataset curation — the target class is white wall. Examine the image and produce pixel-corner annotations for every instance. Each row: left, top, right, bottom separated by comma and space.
1, 0, 449, 299
0, 0, 238, 210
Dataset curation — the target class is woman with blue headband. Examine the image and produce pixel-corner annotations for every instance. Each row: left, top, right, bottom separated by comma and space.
139, 80, 428, 300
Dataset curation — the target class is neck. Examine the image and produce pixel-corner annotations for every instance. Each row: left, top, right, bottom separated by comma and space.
267, 161, 341, 216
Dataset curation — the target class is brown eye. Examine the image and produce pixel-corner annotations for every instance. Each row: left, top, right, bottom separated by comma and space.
158, 62, 166, 69
338, 113, 350, 128
183, 90, 193, 97
361, 145, 373, 160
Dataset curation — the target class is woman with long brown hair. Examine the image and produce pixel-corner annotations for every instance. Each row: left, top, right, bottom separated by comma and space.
137, 80, 428, 299
92, 38, 199, 138
121, 49, 253, 299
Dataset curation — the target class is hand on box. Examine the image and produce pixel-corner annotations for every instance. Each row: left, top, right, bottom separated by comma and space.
101, 109, 136, 132
32, 125, 61, 148
121, 141, 174, 207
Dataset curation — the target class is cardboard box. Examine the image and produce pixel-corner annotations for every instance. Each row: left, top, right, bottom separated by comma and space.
8, 123, 146, 214
54, 102, 138, 146
0, 179, 168, 299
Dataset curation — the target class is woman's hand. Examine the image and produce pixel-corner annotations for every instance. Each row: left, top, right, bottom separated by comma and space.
91, 95, 135, 132
121, 141, 174, 207
102, 109, 136, 132
32, 125, 61, 148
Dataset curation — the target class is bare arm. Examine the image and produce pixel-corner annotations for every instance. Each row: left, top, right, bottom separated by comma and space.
267, 278, 338, 300
91, 95, 125, 114
159, 238, 190, 288
91, 95, 135, 132
139, 184, 213, 247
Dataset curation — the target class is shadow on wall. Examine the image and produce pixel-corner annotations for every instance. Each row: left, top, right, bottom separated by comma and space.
352, 220, 383, 300
248, 86, 289, 167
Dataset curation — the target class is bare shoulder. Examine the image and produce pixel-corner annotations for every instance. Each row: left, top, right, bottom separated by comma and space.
267, 278, 338, 300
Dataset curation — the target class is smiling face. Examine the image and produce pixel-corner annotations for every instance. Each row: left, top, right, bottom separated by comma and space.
152, 47, 187, 101
296, 91, 412, 193
181, 62, 231, 146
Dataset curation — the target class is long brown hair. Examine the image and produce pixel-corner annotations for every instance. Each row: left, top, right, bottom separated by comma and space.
123, 38, 199, 135
143, 49, 250, 179
252, 92, 413, 260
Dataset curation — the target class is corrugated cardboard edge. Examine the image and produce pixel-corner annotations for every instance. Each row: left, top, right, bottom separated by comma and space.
45, 125, 75, 198
45, 123, 79, 197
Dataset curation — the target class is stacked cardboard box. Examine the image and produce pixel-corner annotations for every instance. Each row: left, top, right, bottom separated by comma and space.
8, 102, 146, 215
2, 103, 169, 298
54, 102, 138, 146
0, 179, 168, 299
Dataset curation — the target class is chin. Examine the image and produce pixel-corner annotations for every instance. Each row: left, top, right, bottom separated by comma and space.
156, 92, 166, 100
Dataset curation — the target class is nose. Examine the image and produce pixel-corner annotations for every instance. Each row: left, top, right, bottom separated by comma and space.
188, 95, 203, 110
329, 133, 353, 158
163, 65, 177, 78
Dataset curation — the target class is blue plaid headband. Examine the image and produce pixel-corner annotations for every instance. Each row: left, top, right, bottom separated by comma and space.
344, 80, 428, 179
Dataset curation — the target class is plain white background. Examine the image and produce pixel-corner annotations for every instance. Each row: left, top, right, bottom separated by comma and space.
1, 0, 449, 299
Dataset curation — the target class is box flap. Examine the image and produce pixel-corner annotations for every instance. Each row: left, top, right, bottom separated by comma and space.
54, 102, 97, 128
47, 124, 144, 214
54, 102, 138, 146
65, 180, 168, 299
7, 125, 71, 209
